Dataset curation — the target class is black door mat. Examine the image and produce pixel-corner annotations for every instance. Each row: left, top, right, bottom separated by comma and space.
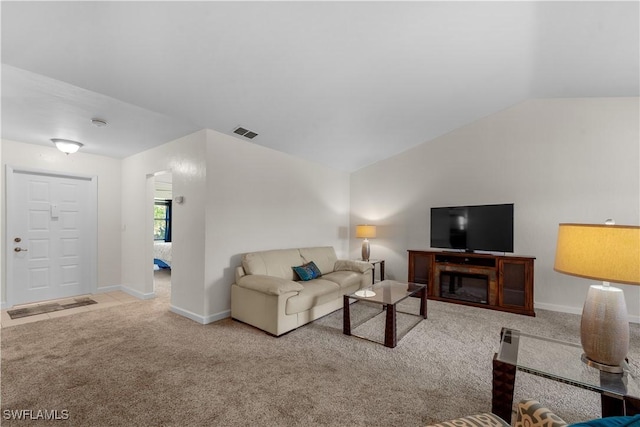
8, 297, 98, 319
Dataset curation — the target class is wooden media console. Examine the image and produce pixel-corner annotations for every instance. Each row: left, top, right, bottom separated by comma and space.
408, 250, 535, 316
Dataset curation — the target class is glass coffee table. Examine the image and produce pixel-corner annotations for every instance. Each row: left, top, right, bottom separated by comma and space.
492, 327, 640, 423
343, 280, 426, 348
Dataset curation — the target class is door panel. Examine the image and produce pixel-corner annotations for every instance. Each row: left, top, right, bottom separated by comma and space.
8, 169, 95, 306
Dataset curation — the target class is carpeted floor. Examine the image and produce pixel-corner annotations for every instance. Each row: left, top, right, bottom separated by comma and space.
1, 271, 638, 426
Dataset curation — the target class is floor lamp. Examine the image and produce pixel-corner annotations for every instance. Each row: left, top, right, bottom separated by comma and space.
554, 222, 640, 373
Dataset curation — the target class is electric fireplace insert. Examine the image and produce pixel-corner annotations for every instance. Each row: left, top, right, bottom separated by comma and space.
439, 271, 489, 304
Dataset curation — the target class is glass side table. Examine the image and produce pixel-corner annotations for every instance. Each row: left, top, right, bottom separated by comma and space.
358, 259, 385, 284
492, 327, 640, 423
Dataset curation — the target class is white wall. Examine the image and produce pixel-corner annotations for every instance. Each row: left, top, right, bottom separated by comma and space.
0, 141, 3, 307
203, 129, 350, 317
1, 139, 122, 306
120, 130, 208, 319
121, 129, 350, 323
350, 98, 640, 319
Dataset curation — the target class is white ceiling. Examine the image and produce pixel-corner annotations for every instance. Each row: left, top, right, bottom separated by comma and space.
2, 1, 638, 172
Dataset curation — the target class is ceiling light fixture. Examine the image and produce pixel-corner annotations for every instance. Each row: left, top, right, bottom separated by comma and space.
51, 138, 84, 155
91, 118, 108, 127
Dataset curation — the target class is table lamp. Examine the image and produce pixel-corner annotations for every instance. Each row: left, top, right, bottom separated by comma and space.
356, 225, 376, 262
554, 222, 640, 373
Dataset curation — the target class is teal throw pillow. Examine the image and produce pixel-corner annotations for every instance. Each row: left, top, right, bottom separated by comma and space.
307, 261, 322, 277
570, 415, 640, 427
293, 261, 322, 281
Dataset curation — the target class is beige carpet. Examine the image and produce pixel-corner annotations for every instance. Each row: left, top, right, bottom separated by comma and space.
1, 271, 638, 426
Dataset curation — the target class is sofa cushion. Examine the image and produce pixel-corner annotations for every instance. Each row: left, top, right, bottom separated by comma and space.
242, 249, 303, 281
285, 279, 341, 315
292, 261, 322, 281
322, 270, 362, 290
299, 247, 338, 275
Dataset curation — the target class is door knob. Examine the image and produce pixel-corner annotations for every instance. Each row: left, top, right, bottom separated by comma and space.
14, 247, 28, 252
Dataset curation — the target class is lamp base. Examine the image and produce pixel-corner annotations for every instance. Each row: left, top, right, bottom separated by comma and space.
581, 353, 624, 374
354, 290, 376, 297
361, 239, 370, 262
580, 284, 629, 371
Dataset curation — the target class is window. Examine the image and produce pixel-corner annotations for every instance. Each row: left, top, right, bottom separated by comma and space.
154, 200, 172, 242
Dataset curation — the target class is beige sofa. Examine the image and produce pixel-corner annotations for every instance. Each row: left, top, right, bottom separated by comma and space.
231, 246, 373, 336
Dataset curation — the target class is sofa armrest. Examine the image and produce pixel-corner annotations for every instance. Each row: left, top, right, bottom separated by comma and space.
236, 274, 303, 296
515, 399, 567, 427
334, 260, 373, 274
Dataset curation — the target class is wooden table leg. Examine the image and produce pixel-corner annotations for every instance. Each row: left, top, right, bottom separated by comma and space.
602, 395, 624, 417
492, 353, 517, 424
384, 303, 397, 348
624, 396, 640, 415
343, 295, 351, 336
419, 288, 427, 318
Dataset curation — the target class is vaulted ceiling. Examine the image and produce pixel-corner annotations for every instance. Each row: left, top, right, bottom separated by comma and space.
2, 1, 638, 172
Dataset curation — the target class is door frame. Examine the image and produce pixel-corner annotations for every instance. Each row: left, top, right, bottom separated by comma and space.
5, 165, 98, 308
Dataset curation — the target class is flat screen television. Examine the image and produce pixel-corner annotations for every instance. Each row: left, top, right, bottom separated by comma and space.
430, 203, 514, 253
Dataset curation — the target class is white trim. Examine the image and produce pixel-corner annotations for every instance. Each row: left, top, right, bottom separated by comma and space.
203, 310, 231, 324
534, 301, 582, 316
535, 301, 640, 324
9, 166, 96, 182
169, 305, 230, 325
94, 285, 125, 294
120, 285, 155, 300
5, 165, 98, 307
94, 285, 155, 300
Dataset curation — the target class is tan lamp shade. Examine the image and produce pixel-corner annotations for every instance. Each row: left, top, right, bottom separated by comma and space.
356, 225, 377, 239
554, 223, 640, 285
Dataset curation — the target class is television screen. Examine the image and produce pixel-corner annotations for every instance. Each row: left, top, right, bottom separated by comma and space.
430, 203, 514, 253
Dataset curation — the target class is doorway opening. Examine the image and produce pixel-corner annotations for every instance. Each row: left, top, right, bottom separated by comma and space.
152, 171, 172, 302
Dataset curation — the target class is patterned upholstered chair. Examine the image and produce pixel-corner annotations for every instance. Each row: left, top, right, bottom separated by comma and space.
425, 399, 567, 427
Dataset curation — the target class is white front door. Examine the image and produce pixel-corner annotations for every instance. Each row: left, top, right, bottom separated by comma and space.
7, 168, 97, 306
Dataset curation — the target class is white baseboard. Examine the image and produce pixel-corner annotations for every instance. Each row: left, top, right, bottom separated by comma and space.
204, 309, 231, 324
534, 301, 582, 316
120, 285, 156, 300
94, 285, 122, 294
169, 305, 230, 325
535, 301, 640, 324
94, 285, 155, 300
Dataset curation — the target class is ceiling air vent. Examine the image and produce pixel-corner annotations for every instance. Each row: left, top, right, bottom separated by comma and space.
233, 126, 258, 139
